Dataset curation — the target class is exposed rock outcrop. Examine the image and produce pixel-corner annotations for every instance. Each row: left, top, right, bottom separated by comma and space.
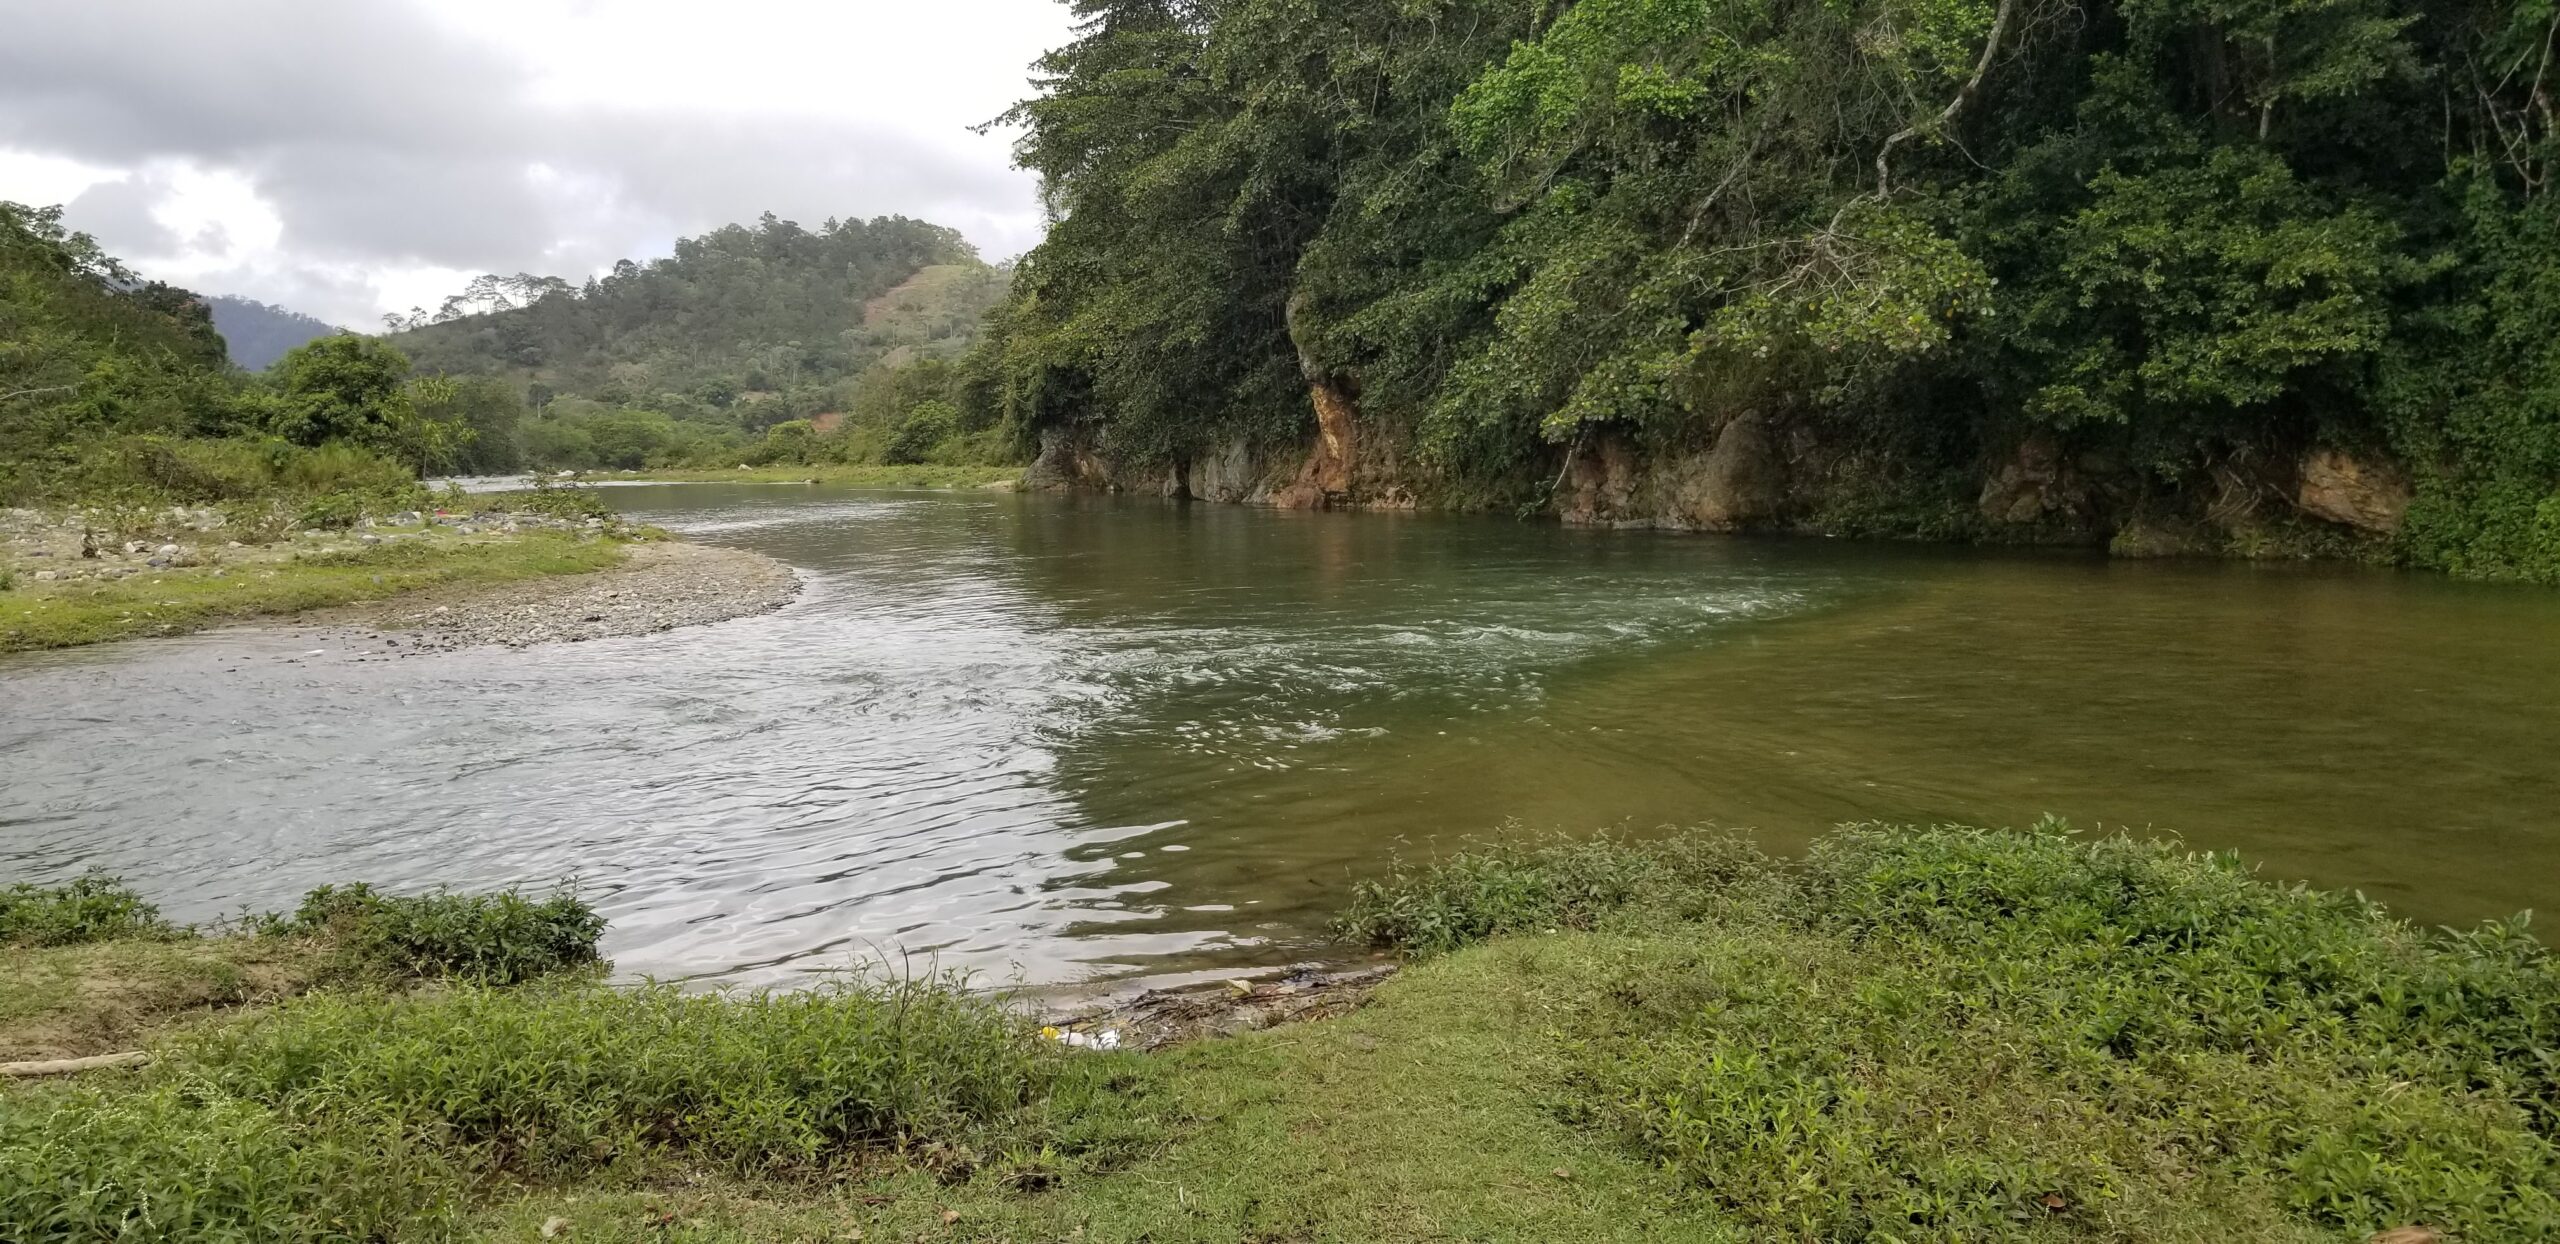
1978, 432, 2091, 527
2296, 448, 2411, 534
1556, 413, 1788, 530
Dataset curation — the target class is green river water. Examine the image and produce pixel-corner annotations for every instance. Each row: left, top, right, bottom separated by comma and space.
4, 483, 2554, 989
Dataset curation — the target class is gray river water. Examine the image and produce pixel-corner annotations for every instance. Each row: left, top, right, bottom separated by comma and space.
5, 484, 2557, 990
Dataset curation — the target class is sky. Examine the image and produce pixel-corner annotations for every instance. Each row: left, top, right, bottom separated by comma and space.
0, 0, 1076, 329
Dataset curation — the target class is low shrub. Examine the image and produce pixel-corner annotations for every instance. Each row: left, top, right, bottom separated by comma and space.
272, 882, 604, 985
172, 975, 1060, 1178
0, 1082, 455, 1243
1343, 823, 2560, 1239
510, 475, 615, 522
0, 875, 176, 947
290, 492, 364, 531
1335, 829, 1774, 956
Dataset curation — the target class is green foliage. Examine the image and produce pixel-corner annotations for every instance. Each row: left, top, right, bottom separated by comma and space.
270, 883, 603, 986
265, 335, 473, 474
1336, 830, 1775, 956
0, 970, 1086, 1243
383, 215, 1002, 433
883, 399, 961, 465
983, 0, 2560, 578
178, 976, 1055, 1177
0, 876, 176, 948
0, 1080, 453, 1243
0, 972, 1102, 1243
1342, 823, 2560, 1239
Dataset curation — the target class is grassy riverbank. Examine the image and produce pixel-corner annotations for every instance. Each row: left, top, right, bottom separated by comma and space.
5, 825, 2553, 1241
613, 463, 1020, 488
0, 529, 630, 654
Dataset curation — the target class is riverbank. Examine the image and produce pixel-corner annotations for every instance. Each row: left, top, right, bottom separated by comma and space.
0, 501, 796, 655
5, 825, 2547, 1241
613, 463, 1021, 488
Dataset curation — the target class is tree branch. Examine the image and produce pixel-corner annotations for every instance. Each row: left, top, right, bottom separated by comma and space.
0, 384, 77, 404
1875, 0, 2021, 199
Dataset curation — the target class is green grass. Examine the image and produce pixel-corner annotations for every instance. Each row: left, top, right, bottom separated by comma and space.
0, 532, 627, 653
1, 876, 175, 949
1, 880, 604, 1066
0, 938, 329, 1063
266, 883, 605, 986
615, 463, 1020, 488
5, 826, 2555, 1242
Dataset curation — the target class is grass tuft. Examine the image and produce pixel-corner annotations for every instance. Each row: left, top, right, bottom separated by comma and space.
264, 883, 605, 986
0, 876, 176, 949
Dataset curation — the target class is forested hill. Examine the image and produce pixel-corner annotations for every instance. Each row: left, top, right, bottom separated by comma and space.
385, 213, 1002, 408
978, 0, 2560, 582
207, 296, 341, 371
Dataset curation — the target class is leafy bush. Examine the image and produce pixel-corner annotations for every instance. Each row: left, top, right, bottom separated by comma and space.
175, 975, 1058, 1177
509, 475, 615, 522
274, 883, 603, 985
1342, 823, 2560, 1239
883, 400, 960, 465
0, 875, 175, 947
1336, 830, 1774, 956
0, 970, 1093, 1242
290, 492, 363, 531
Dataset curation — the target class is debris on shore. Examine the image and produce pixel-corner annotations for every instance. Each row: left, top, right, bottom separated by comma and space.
1041, 962, 1399, 1053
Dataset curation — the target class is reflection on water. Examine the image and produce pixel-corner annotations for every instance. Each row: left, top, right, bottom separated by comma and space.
4, 484, 2556, 989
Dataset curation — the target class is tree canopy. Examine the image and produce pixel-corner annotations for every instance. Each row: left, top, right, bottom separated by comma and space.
973, 0, 2560, 578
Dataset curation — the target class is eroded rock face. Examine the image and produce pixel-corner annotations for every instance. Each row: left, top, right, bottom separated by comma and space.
2296, 448, 2411, 534
1555, 415, 1788, 530
1272, 378, 1360, 510
1978, 433, 2089, 526
1676, 410, 1784, 530
1183, 437, 1269, 504
1024, 426, 1114, 492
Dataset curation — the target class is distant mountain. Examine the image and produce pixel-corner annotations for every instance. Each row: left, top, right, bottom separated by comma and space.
383, 213, 993, 406
206, 296, 344, 371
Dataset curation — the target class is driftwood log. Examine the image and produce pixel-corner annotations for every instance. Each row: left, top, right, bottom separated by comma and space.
0, 1050, 151, 1077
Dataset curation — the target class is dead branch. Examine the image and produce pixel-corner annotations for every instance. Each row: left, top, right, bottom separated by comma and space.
1875, 0, 2020, 198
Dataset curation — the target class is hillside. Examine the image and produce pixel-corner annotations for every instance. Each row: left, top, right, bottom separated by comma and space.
0, 201, 238, 460
385, 213, 992, 409
206, 296, 343, 371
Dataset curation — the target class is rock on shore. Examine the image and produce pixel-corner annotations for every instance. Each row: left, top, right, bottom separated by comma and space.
340, 540, 801, 652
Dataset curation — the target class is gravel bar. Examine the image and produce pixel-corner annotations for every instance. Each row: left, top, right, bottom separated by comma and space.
330, 540, 801, 652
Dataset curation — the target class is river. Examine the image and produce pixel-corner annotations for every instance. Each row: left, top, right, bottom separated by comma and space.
4, 483, 2556, 990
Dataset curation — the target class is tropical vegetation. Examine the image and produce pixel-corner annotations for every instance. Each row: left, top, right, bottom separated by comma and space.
3, 824, 2552, 1241
968, 0, 2560, 578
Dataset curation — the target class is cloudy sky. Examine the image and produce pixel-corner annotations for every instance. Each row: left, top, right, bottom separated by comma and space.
0, 0, 1075, 328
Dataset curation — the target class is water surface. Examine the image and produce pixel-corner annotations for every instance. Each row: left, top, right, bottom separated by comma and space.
5, 485, 2555, 988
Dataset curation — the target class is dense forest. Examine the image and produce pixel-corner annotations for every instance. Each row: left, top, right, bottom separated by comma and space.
0, 201, 472, 507
206, 296, 343, 371
0, 202, 1019, 492
383, 213, 1016, 473
970, 0, 2560, 580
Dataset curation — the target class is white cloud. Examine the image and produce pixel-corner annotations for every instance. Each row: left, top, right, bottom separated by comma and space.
0, 0, 1074, 326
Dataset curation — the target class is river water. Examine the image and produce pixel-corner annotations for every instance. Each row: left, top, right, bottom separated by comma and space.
5, 484, 2556, 989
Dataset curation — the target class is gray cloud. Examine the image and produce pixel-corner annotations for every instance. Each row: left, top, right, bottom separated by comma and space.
0, 0, 1047, 323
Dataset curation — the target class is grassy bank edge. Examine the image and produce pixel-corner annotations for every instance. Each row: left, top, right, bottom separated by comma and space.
0, 531, 632, 655
6, 825, 2554, 1242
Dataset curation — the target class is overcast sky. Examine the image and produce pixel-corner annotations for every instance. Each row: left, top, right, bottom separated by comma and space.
0, 0, 1075, 328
